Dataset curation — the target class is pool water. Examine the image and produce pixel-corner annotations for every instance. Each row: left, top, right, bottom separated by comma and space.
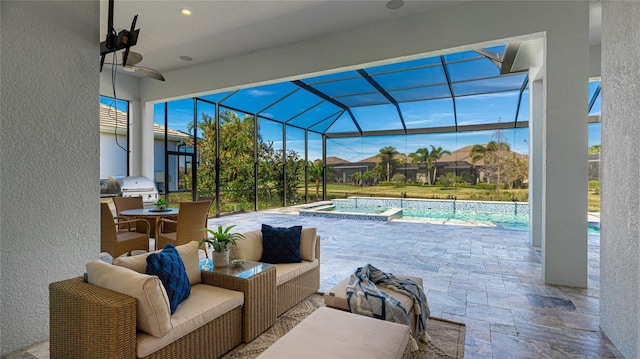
401, 208, 529, 230
328, 206, 601, 234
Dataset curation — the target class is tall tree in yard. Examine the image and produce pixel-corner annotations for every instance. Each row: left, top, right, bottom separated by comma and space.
429, 145, 451, 184
470, 140, 511, 189
409, 147, 432, 184
379, 146, 399, 182
308, 160, 323, 200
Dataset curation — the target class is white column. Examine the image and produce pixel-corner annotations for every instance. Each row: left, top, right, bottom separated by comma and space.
540, 7, 589, 286
141, 102, 156, 179
529, 79, 543, 248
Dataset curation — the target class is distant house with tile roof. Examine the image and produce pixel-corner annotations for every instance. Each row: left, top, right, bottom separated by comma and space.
100, 104, 190, 190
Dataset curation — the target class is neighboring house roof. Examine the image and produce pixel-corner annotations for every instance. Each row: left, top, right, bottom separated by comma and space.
326, 156, 350, 165
438, 144, 528, 167
100, 104, 190, 141
359, 153, 412, 164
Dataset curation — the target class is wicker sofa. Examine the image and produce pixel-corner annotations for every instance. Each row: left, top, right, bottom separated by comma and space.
49, 241, 244, 359
231, 227, 320, 316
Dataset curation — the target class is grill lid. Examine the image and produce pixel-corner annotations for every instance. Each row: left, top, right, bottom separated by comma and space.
120, 176, 157, 191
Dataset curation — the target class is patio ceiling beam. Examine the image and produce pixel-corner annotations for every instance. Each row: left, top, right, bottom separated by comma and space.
256, 87, 301, 116
324, 120, 529, 139
292, 80, 363, 135
514, 74, 530, 127
588, 84, 601, 113
357, 69, 407, 133
439, 55, 458, 131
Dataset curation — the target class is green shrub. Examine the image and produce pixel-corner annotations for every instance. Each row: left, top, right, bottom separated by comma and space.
391, 173, 406, 187
436, 173, 462, 187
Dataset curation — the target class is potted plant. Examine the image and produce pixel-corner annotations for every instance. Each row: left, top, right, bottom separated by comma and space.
200, 225, 245, 267
154, 198, 166, 211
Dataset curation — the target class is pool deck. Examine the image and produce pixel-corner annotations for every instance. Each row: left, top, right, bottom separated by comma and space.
205, 207, 617, 359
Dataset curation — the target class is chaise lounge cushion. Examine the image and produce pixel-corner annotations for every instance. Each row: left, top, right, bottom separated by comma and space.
86, 260, 172, 338
257, 307, 409, 359
113, 240, 201, 285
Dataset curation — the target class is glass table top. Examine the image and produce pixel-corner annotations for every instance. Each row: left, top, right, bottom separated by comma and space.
200, 259, 274, 279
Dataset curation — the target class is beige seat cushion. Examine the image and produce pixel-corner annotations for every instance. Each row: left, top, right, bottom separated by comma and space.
113, 240, 201, 285
324, 274, 423, 312
137, 283, 244, 358
257, 307, 409, 359
86, 260, 172, 338
273, 259, 319, 286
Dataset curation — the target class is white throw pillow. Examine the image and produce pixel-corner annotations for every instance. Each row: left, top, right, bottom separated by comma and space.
86, 260, 172, 337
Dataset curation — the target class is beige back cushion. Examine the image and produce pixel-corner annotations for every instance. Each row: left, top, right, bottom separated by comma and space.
232, 227, 318, 262
231, 229, 263, 261
113, 240, 201, 285
86, 260, 172, 337
300, 228, 318, 261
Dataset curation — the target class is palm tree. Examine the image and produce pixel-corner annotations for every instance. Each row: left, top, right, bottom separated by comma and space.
429, 145, 451, 184
308, 160, 323, 200
378, 146, 399, 182
409, 147, 431, 184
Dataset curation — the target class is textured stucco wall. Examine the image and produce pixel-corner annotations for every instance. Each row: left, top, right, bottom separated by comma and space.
0, 1, 99, 354
600, 2, 640, 358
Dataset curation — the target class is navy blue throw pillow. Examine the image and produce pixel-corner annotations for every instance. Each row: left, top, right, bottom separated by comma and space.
260, 224, 302, 264
146, 244, 191, 314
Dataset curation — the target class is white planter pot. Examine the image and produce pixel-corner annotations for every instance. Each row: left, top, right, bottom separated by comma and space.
213, 250, 230, 268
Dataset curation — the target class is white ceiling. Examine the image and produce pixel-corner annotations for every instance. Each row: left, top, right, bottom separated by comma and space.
100, 0, 602, 78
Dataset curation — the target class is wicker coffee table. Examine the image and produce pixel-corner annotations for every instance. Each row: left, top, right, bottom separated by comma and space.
201, 260, 276, 342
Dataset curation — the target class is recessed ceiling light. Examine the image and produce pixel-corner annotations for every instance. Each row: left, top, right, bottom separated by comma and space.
180, 56, 193, 62
386, 0, 404, 10
181, 8, 192, 16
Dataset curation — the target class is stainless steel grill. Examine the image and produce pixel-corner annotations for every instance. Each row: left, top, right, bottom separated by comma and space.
118, 176, 159, 205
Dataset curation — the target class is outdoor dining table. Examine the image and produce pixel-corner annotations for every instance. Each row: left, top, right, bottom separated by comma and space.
120, 208, 179, 239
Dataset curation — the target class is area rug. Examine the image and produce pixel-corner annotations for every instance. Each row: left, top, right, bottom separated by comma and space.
223, 294, 465, 359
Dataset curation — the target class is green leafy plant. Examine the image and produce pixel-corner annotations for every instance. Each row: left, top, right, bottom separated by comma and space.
199, 225, 245, 253
154, 198, 166, 206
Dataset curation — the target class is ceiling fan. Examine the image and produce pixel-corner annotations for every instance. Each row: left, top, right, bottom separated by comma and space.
104, 50, 166, 81
99, 0, 165, 81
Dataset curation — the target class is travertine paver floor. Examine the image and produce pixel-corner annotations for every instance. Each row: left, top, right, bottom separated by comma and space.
8, 208, 622, 359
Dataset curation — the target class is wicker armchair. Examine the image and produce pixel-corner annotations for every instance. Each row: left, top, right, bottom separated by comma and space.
112, 196, 146, 232
49, 272, 243, 359
155, 200, 211, 255
100, 202, 150, 258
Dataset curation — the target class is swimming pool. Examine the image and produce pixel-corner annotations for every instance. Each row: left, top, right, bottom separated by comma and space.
299, 197, 600, 234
